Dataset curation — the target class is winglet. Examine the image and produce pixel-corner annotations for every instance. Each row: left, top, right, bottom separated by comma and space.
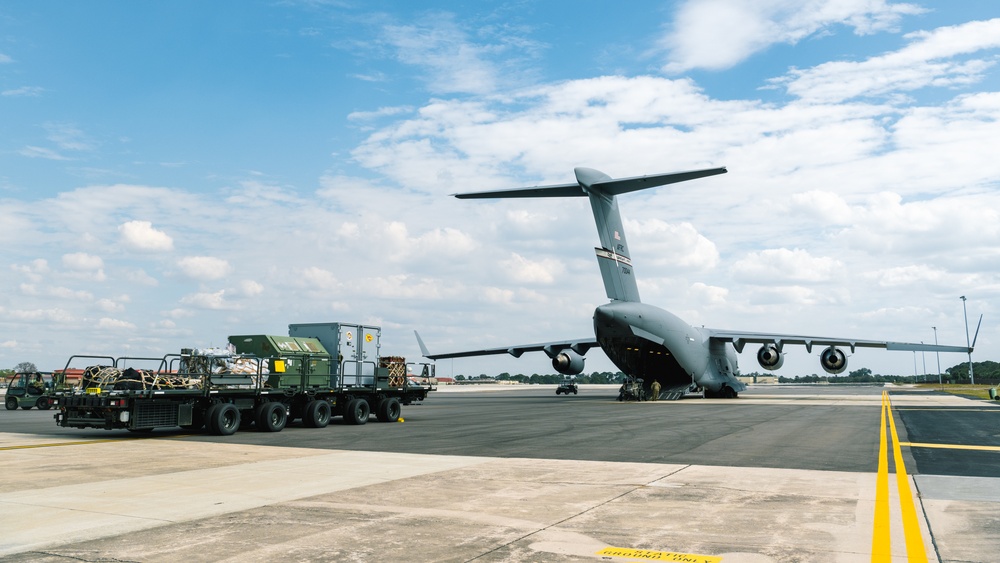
414, 330, 432, 358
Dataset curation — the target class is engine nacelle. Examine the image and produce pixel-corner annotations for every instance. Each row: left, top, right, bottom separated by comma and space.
552, 349, 585, 375
820, 346, 848, 374
756, 344, 784, 371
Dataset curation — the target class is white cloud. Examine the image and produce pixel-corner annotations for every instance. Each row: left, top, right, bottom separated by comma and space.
124, 269, 159, 286
177, 256, 232, 281
787, 191, 853, 225
44, 122, 95, 151
0, 53, 12, 64
348, 106, 413, 121
180, 290, 230, 310
627, 219, 719, 271
731, 248, 843, 284
119, 220, 174, 252
2, 86, 43, 97
97, 317, 137, 330
62, 253, 105, 276
660, 0, 924, 73
11, 260, 50, 283
774, 18, 1000, 102
19, 146, 70, 160
237, 280, 264, 297
501, 253, 562, 284
97, 297, 128, 313
381, 11, 542, 95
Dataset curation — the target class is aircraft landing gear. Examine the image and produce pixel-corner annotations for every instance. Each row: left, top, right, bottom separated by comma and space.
704, 385, 738, 399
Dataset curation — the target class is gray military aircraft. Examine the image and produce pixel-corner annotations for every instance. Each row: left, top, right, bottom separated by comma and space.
417, 166, 974, 399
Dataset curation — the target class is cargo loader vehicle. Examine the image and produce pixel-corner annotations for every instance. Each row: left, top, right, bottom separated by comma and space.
52, 322, 434, 435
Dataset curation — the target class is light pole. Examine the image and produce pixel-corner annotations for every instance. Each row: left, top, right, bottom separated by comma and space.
921, 343, 926, 381
932, 326, 941, 386
960, 296, 974, 385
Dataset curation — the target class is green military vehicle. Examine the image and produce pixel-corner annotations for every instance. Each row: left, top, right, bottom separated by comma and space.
5, 371, 56, 410
52, 322, 435, 435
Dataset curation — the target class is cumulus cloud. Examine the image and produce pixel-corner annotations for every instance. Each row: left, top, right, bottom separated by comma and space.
97, 317, 137, 330
773, 18, 1000, 102
11, 259, 50, 283
237, 280, 264, 297
61, 253, 106, 281
660, 0, 924, 73
180, 290, 230, 310
177, 256, 232, 281
627, 219, 719, 271
119, 220, 174, 252
731, 248, 843, 284
500, 253, 563, 284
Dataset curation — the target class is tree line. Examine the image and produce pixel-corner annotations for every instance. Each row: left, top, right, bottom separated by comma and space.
449, 360, 1000, 386
772, 360, 1000, 385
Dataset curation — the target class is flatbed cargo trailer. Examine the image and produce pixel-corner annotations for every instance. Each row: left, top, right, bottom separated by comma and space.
52, 322, 434, 435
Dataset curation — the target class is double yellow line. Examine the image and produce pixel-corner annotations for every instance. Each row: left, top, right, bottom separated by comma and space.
872, 390, 927, 562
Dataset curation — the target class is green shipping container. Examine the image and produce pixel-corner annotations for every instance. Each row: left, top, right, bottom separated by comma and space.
228, 335, 333, 389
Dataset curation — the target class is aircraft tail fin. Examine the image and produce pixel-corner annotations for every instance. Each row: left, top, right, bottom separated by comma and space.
454, 166, 727, 303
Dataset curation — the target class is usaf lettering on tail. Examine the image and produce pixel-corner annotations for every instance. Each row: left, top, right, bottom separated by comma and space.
416, 167, 974, 400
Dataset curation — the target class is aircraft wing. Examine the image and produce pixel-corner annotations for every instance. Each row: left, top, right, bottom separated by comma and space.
415, 331, 599, 360
705, 329, 972, 354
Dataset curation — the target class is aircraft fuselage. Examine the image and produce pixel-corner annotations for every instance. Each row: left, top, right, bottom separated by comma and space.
594, 301, 741, 394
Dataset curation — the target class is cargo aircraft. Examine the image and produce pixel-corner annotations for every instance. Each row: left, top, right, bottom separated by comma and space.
417, 167, 975, 399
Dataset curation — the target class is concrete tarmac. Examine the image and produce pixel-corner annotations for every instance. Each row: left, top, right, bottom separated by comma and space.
1, 384, 998, 562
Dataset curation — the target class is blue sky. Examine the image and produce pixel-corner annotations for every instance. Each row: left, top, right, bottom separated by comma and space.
1, 1, 997, 378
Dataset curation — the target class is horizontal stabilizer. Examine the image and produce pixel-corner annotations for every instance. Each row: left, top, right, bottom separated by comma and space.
590, 167, 727, 196
454, 183, 585, 199
453, 166, 727, 200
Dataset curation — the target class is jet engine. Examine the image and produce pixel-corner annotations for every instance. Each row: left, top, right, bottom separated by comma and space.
552, 349, 585, 375
756, 344, 784, 371
820, 346, 848, 374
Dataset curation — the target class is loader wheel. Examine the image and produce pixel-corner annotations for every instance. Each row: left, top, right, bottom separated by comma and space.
344, 398, 370, 425
35, 397, 51, 410
211, 403, 241, 436
376, 397, 401, 422
257, 402, 287, 433
5, 396, 18, 410
303, 400, 331, 429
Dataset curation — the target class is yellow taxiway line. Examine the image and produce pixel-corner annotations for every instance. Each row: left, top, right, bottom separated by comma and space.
872, 390, 928, 562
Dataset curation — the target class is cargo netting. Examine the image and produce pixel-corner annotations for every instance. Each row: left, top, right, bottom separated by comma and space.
82, 366, 200, 391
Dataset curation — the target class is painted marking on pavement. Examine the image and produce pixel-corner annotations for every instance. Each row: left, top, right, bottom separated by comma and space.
871, 391, 928, 562
900, 442, 1000, 452
596, 546, 720, 562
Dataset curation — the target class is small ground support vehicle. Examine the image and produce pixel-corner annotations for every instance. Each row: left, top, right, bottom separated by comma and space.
52, 322, 434, 435
555, 378, 578, 395
5, 372, 56, 410
616, 377, 645, 401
